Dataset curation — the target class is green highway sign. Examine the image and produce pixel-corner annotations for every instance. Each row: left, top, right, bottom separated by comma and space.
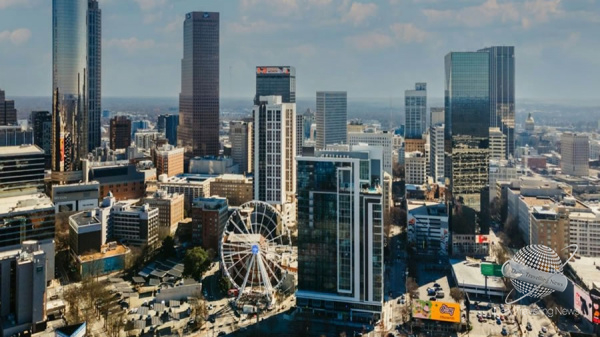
481, 263, 503, 277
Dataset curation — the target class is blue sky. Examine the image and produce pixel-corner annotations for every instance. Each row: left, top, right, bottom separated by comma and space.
0, 0, 598, 99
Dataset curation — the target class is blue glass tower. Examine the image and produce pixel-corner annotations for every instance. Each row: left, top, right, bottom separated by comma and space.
445, 52, 490, 235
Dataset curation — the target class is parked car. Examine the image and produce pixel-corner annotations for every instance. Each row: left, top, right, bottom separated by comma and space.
501, 327, 508, 336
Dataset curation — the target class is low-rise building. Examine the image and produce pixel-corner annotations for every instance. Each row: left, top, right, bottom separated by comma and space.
192, 197, 228, 252
112, 203, 159, 248
150, 174, 212, 211
86, 161, 156, 201
52, 182, 100, 212
143, 189, 185, 238
189, 156, 239, 175
209, 174, 253, 207
0, 145, 45, 196
405, 151, 427, 185
154, 145, 184, 178
407, 201, 449, 256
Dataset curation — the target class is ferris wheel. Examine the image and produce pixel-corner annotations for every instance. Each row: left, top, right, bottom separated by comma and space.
220, 201, 292, 305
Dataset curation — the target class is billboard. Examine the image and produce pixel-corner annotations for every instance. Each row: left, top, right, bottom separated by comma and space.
256, 67, 290, 75
591, 288, 600, 325
574, 283, 593, 322
412, 299, 461, 323
481, 262, 503, 277
475, 235, 489, 244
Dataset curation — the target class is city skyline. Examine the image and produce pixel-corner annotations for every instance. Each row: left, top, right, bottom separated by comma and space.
1, 0, 599, 100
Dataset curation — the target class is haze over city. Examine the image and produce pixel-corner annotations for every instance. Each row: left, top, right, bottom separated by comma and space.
1, 0, 600, 100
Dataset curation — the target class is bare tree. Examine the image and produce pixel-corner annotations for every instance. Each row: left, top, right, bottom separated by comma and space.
450, 287, 465, 302
406, 277, 419, 300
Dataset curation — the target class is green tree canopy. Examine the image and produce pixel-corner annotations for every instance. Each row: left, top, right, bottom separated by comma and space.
183, 247, 211, 280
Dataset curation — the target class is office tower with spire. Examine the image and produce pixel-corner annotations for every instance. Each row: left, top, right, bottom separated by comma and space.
316, 91, 347, 149
478, 46, 515, 159
178, 12, 220, 164
445, 51, 491, 235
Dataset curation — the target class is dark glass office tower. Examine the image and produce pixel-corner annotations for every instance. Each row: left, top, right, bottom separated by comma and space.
296, 145, 384, 322
445, 52, 490, 235
254, 66, 296, 105
478, 46, 515, 159
87, 0, 101, 151
30, 111, 53, 169
0, 89, 17, 126
158, 114, 179, 145
178, 12, 220, 162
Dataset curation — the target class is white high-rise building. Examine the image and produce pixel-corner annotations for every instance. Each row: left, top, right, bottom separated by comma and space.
316, 91, 347, 149
404, 83, 427, 139
569, 209, 600, 257
561, 132, 589, 176
253, 96, 296, 218
489, 127, 506, 160
429, 124, 445, 183
348, 130, 393, 175
405, 151, 427, 185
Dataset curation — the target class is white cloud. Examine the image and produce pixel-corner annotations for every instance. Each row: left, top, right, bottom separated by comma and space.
161, 17, 181, 33
0, 28, 31, 45
132, 0, 166, 11
143, 12, 162, 24
228, 16, 288, 34
345, 31, 394, 50
105, 37, 156, 53
342, 2, 378, 26
422, 0, 564, 29
240, 0, 300, 16
390, 23, 428, 43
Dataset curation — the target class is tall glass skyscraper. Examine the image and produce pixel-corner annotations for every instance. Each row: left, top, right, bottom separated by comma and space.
52, 0, 89, 179
178, 12, 220, 162
316, 91, 347, 149
478, 46, 515, 159
404, 82, 427, 139
445, 52, 490, 235
296, 145, 384, 323
87, 0, 101, 151
254, 66, 295, 105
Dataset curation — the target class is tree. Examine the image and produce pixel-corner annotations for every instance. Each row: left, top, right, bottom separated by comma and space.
450, 287, 465, 302
190, 294, 208, 330
183, 247, 211, 280
161, 235, 176, 259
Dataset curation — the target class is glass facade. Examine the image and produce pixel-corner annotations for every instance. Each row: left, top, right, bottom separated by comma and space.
479, 46, 515, 159
404, 82, 427, 139
52, 0, 98, 174
254, 66, 296, 105
316, 91, 347, 149
178, 12, 220, 160
87, 0, 101, 151
296, 146, 383, 320
445, 52, 490, 235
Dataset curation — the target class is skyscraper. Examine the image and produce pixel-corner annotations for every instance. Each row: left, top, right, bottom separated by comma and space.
178, 12, 220, 163
316, 91, 347, 149
87, 0, 101, 151
0, 89, 17, 126
157, 114, 179, 146
109, 116, 131, 150
30, 111, 53, 169
52, 0, 100, 182
478, 46, 515, 159
404, 82, 427, 139
253, 96, 296, 209
561, 132, 589, 176
430, 107, 444, 127
229, 120, 253, 174
296, 145, 384, 322
254, 66, 295, 105
445, 51, 490, 235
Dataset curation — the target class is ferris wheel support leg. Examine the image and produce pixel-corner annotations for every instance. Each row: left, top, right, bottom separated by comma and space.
237, 253, 256, 303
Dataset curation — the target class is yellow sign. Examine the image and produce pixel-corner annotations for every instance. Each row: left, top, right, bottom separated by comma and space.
412, 299, 461, 323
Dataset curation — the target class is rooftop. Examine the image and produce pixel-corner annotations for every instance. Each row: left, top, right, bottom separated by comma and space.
0, 192, 53, 215
450, 259, 506, 291
69, 210, 101, 227
568, 256, 600, 290
78, 243, 130, 262
0, 144, 43, 157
